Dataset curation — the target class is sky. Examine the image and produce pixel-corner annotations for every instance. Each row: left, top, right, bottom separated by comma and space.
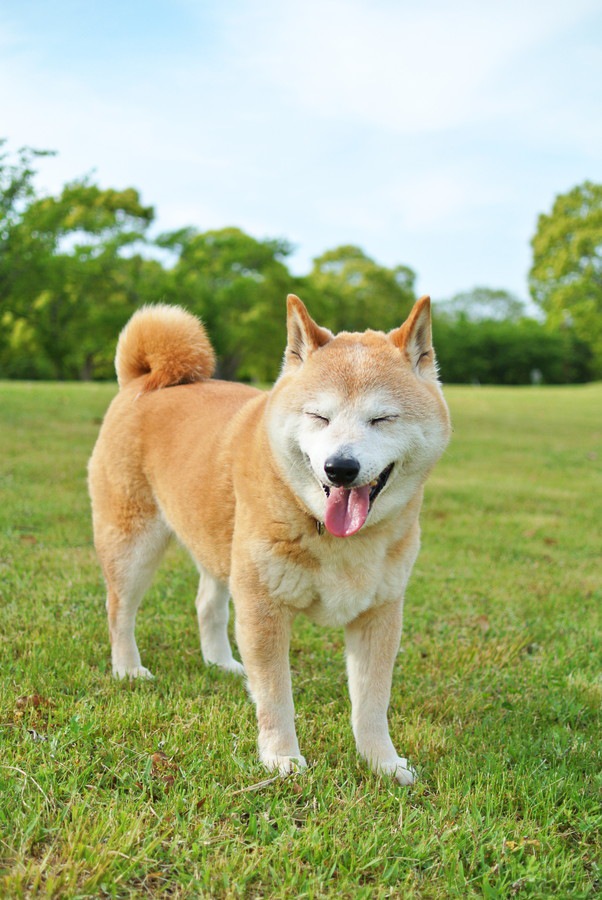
1, 0, 601, 304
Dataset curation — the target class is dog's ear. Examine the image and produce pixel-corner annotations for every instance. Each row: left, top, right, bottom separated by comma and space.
389, 296, 439, 380
284, 294, 332, 368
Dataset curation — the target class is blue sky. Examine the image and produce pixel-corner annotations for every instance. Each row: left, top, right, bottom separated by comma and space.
1, 0, 601, 304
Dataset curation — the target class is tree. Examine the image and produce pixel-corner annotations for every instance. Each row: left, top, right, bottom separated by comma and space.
437, 286, 527, 323
158, 227, 293, 381
0, 140, 54, 278
529, 181, 602, 376
303, 245, 416, 334
3, 179, 155, 379
0, 141, 55, 371
433, 315, 593, 385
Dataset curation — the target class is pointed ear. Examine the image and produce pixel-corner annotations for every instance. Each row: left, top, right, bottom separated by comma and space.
389, 295, 439, 379
284, 294, 332, 368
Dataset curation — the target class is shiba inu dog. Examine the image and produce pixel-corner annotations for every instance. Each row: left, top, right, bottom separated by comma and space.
88, 294, 450, 784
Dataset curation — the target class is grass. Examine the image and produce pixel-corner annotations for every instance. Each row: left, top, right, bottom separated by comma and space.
0, 380, 600, 898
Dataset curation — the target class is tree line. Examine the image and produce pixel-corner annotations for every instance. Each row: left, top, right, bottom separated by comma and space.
1, 141, 600, 384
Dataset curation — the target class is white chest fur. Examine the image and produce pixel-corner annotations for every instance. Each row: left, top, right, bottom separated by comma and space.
251, 517, 420, 628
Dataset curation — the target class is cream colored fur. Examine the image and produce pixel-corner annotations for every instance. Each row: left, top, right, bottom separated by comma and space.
88, 295, 450, 784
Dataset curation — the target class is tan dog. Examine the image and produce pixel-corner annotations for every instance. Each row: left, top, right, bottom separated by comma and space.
88, 295, 450, 784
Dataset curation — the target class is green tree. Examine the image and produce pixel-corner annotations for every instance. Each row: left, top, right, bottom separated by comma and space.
529, 181, 602, 376
438, 286, 527, 322
3, 179, 155, 379
158, 227, 293, 381
0, 141, 54, 278
432, 313, 593, 385
303, 245, 416, 333
0, 141, 54, 370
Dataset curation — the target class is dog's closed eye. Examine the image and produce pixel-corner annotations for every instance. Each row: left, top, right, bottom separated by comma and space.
306, 412, 330, 426
370, 415, 399, 426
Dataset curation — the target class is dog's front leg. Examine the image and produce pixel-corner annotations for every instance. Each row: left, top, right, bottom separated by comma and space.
345, 601, 416, 785
235, 597, 306, 776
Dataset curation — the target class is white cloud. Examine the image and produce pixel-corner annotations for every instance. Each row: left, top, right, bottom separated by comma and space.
223, 0, 602, 134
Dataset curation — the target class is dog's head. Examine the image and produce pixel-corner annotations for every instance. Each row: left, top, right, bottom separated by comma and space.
267, 295, 451, 537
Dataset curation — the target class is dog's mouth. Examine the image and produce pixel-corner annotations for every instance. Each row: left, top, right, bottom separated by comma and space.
320, 463, 394, 538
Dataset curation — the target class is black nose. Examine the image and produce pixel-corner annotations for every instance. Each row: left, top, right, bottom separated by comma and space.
324, 455, 361, 487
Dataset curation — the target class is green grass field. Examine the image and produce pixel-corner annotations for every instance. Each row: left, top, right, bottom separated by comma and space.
0, 381, 600, 899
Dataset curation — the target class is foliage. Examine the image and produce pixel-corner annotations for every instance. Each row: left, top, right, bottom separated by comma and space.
0, 140, 55, 240
437, 286, 527, 322
2, 179, 155, 379
0, 142, 55, 369
433, 312, 593, 385
529, 180, 602, 376
0, 141, 600, 383
157, 227, 293, 381
303, 244, 416, 333
0, 381, 600, 897
429, 287, 593, 386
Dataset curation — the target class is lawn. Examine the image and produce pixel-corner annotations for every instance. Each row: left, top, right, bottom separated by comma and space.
0, 380, 600, 898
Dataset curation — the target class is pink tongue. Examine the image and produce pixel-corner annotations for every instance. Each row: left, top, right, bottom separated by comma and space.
324, 485, 371, 537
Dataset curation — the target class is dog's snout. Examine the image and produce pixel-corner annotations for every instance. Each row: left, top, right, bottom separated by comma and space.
324, 454, 361, 487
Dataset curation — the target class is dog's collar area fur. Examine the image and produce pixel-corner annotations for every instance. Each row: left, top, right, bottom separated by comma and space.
315, 463, 394, 536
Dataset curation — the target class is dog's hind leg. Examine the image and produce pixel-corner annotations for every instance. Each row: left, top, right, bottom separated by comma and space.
195, 568, 244, 675
96, 516, 171, 679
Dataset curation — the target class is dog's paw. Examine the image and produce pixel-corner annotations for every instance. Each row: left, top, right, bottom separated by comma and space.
113, 664, 155, 680
261, 752, 307, 776
216, 659, 245, 677
378, 757, 417, 785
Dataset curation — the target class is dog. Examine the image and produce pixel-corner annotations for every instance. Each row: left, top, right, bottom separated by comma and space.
88, 294, 450, 784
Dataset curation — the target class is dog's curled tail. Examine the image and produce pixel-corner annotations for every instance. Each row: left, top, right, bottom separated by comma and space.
115, 304, 216, 392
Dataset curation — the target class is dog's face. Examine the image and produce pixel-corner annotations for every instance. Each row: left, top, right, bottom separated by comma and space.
267, 296, 451, 536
